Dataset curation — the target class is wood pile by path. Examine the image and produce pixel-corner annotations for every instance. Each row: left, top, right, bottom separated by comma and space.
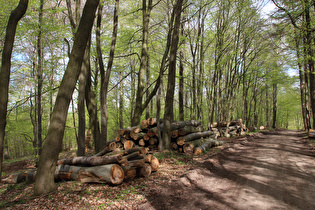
2, 147, 159, 185
113, 118, 247, 155
2, 118, 247, 184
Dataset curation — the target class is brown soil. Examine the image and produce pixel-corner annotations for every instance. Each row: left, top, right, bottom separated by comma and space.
1, 130, 315, 209
140, 130, 315, 210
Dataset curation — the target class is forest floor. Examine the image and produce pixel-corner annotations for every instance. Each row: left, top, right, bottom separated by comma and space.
1, 130, 315, 209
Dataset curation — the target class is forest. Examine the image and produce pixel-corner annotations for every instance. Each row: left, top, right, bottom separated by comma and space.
0, 0, 313, 195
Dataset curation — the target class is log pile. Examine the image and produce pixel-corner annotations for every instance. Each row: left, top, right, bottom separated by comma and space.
2, 118, 247, 184
2, 147, 159, 185
309, 129, 315, 138
111, 118, 247, 155
210, 119, 247, 138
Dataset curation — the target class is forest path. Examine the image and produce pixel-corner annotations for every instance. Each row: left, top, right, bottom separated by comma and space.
142, 130, 315, 210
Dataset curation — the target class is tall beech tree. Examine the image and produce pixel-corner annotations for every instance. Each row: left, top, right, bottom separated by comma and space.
34, 0, 99, 195
272, 0, 315, 129
161, 0, 184, 150
100, 0, 120, 151
132, 0, 153, 126
0, 0, 28, 182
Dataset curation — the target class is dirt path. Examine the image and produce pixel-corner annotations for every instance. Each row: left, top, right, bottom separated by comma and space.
142, 130, 315, 210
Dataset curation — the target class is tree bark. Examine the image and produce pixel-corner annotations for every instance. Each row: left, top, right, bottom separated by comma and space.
36, 0, 44, 155
132, 0, 153, 126
56, 164, 124, 184
100, 0, 119, 150
161, 0, 184, 150
34, 0, 99, 195
0, 0, 28, 182
176, 130, 216, 146
272, 83, 277, 129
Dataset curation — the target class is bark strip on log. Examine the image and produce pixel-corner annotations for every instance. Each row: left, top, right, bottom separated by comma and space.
176, 130, 216, 146
58, 153, 123, 166
178, 125, 203, 136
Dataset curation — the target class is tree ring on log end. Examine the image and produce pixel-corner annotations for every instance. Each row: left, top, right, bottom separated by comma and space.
110, 164, 124, 185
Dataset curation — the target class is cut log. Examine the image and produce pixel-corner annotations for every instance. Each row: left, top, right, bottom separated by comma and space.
141, 119, 149, 129
124, 147, 148, 155
171, 130, 179, 138
193, 139, 224, 155
183, 138, 210, 154
137, 163, 152, 177
149, 138, 158, 145
147, 127, 158, 137
58, 153, 123, 166
25, 169, 37, 183
176, 130, 216, 146
309, 129, 315, 138
117, 129, 127, 137
148, 156, 159, 172
121, 166, 137, 180
144, 134, 150, 141
130, 132, 146, 140
1, 172, 26, 184
170, 142, 178, 150
124, 140, 135, 150
229, 119, 242, 126
138, 139, 145, 146
160, 120, 201, 131
147, 118, 163, 126
178, 125, 204, 136
128, 158, 146, 167
123, 151, 141, 160
77, 164, 124, 184
93, 141, 117, 157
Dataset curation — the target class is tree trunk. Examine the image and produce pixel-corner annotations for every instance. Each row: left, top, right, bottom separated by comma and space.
162, 0, 184, 150
132, 0, 153, 126
0, 0, 28, 182
77, 38, 90, 156
34, 0, 99, 195
36, 0, 43, 155
100, 0, 119, 150
272, 83, 277, 129
85, 63, 101, 154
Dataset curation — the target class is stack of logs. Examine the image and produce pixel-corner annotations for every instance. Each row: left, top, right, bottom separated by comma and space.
210, 119, 247, 138
112, 118, 247, 155
2, 147, 159, 185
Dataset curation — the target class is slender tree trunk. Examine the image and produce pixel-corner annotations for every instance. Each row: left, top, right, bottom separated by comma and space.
303, 36, 311, 130
161, 0, 183, 150
272, 83, 277, 129
179, 49, 184, 121
132, 0, 153, 126
0, 0, 28, 182
145, 50, 151, 119
295, 30, 307, 130
100, 0, 119, 151
36, 0, 43, 155
77, 38, 91, 156
34, 0, 99, 195
265, 83, 269, 128
85, 62, 101, 154
119, 70, 124, 129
